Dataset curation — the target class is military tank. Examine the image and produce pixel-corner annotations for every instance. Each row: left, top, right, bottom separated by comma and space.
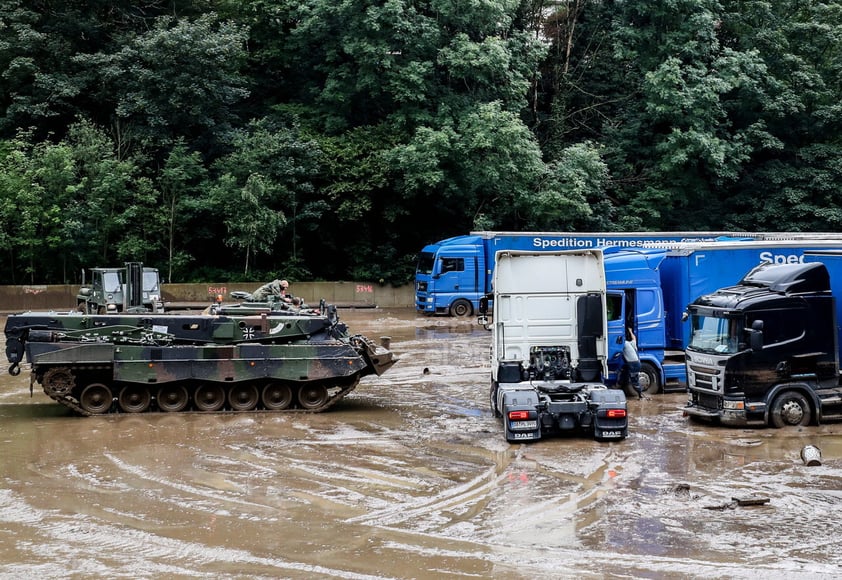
4, 304, 395, 416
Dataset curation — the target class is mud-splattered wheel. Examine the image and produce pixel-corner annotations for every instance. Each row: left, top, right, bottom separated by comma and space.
79, 383, 113, 414
298, 385, 329, 410
118, 385, 151, 413
770, 391, 812, 428
622, 361, 662, 398
229, 384, 259, 411
262, 383, 293, 410
194, 384, 226, 412
490, 381, 502, 418
42, 367, 75, 397
157, 385, 189, 413
449, 299, 473, 317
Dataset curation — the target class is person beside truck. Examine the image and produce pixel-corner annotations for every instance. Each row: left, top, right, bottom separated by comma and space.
621, 329, 642, 399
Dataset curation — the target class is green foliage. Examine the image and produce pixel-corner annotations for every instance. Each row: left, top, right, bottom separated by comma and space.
1, 0, 841, 284
74, 13, 250, 148
209, 119, 322, 274
159, 140, 209, 282
524, 142, 605, 230
729, 143, 842, 231
387, 101, 546, 231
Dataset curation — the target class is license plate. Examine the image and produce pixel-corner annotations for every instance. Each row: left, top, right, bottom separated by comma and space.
510, 420, 537, 429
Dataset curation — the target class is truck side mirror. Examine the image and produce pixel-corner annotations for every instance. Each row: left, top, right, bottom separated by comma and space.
477, 295, 492, 330
748, 320, 764, 351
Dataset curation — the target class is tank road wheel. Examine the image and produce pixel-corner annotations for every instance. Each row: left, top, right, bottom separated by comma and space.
157, 385, 189, 413
79, 383, 113, 414
42, 367, 75, 397
298, 385, 329, 410
449, 299, 473, 317
229, 384, 259, 412
194, 384, 226, 412
118, 385, 151, 413
770, 391, 812, 428
262, 383, 293, 411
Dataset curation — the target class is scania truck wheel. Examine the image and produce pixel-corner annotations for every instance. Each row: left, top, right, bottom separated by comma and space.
770, 391, 812, 428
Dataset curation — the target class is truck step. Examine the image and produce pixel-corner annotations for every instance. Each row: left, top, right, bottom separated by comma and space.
663, 382, 688, 393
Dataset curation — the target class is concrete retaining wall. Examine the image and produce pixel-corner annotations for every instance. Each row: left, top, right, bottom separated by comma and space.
0, 281, 416, 312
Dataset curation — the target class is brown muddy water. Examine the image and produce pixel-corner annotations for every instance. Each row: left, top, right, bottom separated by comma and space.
0, 308, 841, 579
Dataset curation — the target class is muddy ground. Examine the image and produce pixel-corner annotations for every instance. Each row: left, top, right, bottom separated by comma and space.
0, 307, 841, 579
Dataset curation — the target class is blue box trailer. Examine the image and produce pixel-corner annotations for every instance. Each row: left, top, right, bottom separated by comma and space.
803, 251, 842, 369
605, 240, 842, 396
415, 231, 753, 317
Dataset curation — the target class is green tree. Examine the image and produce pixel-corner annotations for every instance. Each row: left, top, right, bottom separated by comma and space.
214, 173, 285, 275
723, 0, 842, 231
76, 13, 250, 150
208, 119, 322, 275
537, 0, 780, 229
60, 119, 154, 269
524, 141, 607, 230
386, 101, 546, 235
158, 141, 209, 282
0, 130, 76, 282
0, 1, 218, 140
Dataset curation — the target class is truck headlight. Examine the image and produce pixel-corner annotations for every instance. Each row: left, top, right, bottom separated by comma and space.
722, 400, 744, 410
427, 297, 433, 303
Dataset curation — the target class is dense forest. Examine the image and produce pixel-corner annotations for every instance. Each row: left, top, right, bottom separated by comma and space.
0, 0, 840, 285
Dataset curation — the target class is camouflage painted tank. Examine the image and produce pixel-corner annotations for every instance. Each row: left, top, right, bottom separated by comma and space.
4, 304, 395, 416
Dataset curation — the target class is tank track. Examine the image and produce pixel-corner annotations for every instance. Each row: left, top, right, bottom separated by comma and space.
35, 364, 363, 416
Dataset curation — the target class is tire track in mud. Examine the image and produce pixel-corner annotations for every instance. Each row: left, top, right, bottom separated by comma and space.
344, 439, 634, 535
0, 489, 388, 579
344, 325, 650, 552
103, 452, 272, 510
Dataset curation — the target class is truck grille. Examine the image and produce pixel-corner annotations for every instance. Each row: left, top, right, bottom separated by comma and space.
416, 281, 427, 292
697, 393, 722, 411
689, 363, 722, 392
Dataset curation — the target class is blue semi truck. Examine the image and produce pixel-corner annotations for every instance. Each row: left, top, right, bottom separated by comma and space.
605, 240, 842, 396
683, 250, 842, 428
415, 231, 739, 317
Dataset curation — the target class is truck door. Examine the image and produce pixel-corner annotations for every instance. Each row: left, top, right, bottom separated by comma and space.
435, 255, 476, 312
606, 290, 626, 365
